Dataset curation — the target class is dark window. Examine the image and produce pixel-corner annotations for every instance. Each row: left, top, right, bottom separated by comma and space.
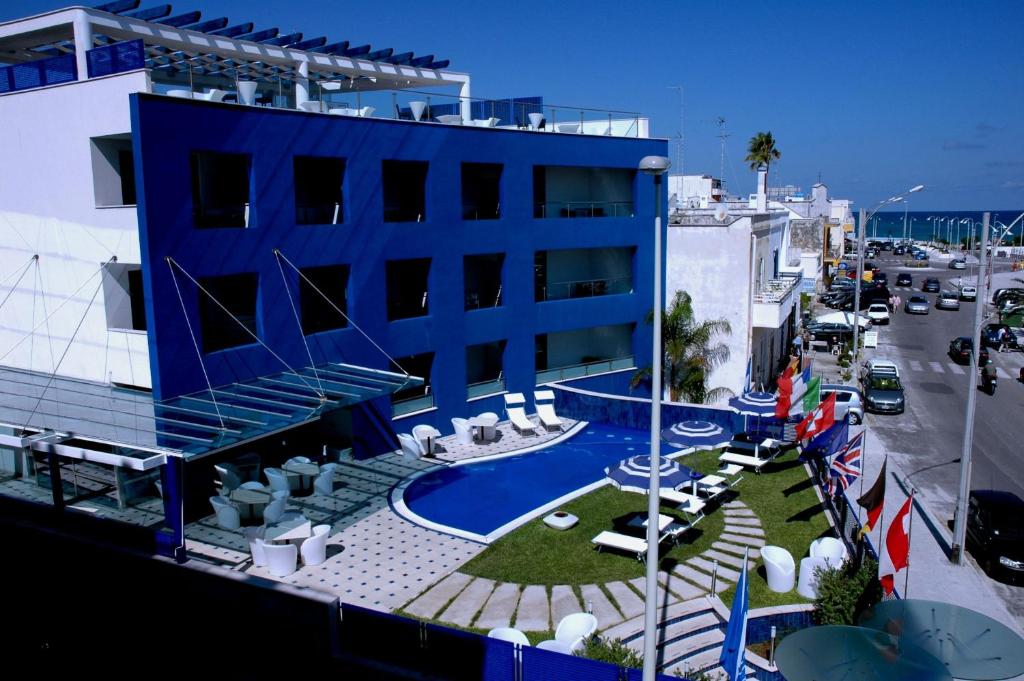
101, 263, 146, 331
461, 163, 502, 220
299, 265, 349, 335
128, 268, 146, 331
382, 160, 428, 222
118, 149, 137, 205
386, 258, 430, 321
294, 156, 345, 225
464, 254, 504, 310
199, 273, 258, 352
535, 333, 548, 372
391, 352, 434, 407
533, 165, 635, 218
191, 151, 251, 228
467, 341, 506, 398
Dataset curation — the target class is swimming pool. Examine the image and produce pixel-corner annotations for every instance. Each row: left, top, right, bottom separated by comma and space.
394, 422, 678, 542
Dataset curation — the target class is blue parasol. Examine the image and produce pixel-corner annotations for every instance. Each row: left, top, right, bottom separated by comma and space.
605, 455, 692, 493
661, 420, 729, 450
728, 391, 777, 417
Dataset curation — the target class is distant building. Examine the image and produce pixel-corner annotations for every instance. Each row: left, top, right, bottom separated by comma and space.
668, 174, 723, 209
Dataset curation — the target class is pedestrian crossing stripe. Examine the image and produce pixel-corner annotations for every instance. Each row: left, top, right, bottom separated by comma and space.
909, 360, 923, 371
996, 367, 1012, 380
947, 363, 965, 375
929, 362, 944, 373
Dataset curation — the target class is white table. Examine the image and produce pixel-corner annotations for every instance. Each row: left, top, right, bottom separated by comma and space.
468, 413, 499, 441
282, 461, 320, 496
543, 511, 578, 530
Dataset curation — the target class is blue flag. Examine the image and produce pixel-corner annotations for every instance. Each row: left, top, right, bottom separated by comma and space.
719, 550, 749, 681
800, 416, 850, 461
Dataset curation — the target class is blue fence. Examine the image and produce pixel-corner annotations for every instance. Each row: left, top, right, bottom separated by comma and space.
0, 53, 76, 94
87, 39, 145, 78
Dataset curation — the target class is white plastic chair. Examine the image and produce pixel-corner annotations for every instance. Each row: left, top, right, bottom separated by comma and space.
398, 433, 423, 460
762, 545, 796, 593
451, 418, 473, 445
797, 556, 830, 599
263, 497, 290, 525
214, 464, 242, 492
263, 542, 298, 577
552, 613, 598, 652
265, 467, 291, 494
301, 524, 330, 566
809, 537, 847, 567
244, 526, 267, 567
196, 88, 228, 102
240, 481, 265, 491
209, 495, 241, 530
313, 470, 334, 496
488, 627, 530, 645
412, 424, 441, 454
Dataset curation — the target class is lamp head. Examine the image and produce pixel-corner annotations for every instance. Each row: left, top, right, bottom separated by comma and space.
909, 184, 925, 193
639, 155, 671, 176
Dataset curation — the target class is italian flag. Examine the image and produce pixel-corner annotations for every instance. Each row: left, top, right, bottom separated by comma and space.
796, 391, 836, 441
797, 375, 821, 416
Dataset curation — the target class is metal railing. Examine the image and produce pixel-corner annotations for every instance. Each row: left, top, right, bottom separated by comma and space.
296, 202, 342, 225
753, 275, 801, 304
87, 40, 145, 79
534, 201, 635, 219
0, 53, 76, 94
392, 392, 435, 416
535, 356, 634, 384
465, 287, 502, 310
539, 276, 632, 301
467, 377, 505, 400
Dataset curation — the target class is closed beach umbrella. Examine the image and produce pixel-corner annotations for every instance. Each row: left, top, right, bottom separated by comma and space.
606, 455, 691, 493
661, 420, 728, 450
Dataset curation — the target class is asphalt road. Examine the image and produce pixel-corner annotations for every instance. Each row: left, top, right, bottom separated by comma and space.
856, 249, 1024, 613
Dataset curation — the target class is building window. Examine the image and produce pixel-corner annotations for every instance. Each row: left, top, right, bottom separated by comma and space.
467, 341, 506, 399
299, 265, 349, 335
534, 247, 635, 301
90, 135, 136, 206
392, 352, 434, 415
464, 253, 504, 310
294, 156, 345, 225
101, 263, 146, 331
461, 163, 502, 220
533, 166, 635, 218
382, 160, 428, 222
199, 273, 258, 353
535, 323, 635, 381
386, 258, 430, 321
191, 151, 251, 228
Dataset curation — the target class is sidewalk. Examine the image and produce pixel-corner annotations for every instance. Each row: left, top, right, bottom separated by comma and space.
854, 425, 1024, 636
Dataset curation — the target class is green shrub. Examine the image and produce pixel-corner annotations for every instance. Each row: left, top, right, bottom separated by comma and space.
674, 669, 725, 680
813, 557, 882, 625
578, 636, 643, 669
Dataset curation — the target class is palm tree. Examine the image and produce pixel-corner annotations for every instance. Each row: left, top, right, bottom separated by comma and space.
631, 290, 734, 404
744, 131, 781, 172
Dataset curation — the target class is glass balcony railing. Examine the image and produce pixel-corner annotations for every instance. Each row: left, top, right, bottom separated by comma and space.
535, 356, 634, 384
467, 377, 506, 400
538, 276, 632, 301
392, 392, 435, 417
534, 201, 635, 219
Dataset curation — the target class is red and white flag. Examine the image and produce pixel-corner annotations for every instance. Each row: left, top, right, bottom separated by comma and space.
879, 493, 914, 596
795, 392, 836, 441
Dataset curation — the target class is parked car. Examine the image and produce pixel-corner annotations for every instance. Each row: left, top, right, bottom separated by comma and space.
904, 295, 930, 314
829, 278, 856, 291
923, 278, 941, 292
866, 303, 890, 325
863, 358, 901, 378
804, 321, 854, 344
894, 245, 907, 255
959, 284, 977, 301
865, 248, 878, 259
814, 311, 872, 331
873, 272, 888, 285
948, 337, 989, 365
861, 370, 905, 415
982, 323, 1021, 351
936, 291, 961, 310
896, 273, 913, 287
820, 385, 864, 425
992, 288, 1024, 305
949, 258, 967, 270
913, 251, 929, 261
966, 490, 1024, 583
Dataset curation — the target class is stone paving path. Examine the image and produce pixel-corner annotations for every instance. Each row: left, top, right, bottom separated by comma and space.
401, 498, 766, 669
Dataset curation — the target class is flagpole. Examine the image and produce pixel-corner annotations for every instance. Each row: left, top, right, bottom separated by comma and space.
858, 427, 867, 501
903, 491, 915, 598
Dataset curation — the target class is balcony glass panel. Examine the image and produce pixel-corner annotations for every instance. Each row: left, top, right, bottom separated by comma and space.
533, 166, 634, 219
535, 247, 634, 301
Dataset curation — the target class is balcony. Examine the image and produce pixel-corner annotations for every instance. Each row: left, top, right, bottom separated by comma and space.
536, 356, 634, 384
752, 274, 801, 329
539, 276, 632, 301
535, 247, 634, 302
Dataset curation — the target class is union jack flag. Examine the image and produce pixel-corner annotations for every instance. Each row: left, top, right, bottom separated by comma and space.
827, 431, 864, 496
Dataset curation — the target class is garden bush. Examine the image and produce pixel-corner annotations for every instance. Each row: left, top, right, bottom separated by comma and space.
813, 557, 882, 626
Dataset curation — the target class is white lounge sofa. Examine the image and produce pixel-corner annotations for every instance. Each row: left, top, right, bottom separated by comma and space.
591, 530, 647, 561
504, 393, 538, 435
533, 390, 563, 431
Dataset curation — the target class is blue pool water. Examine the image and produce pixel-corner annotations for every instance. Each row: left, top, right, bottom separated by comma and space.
401, 423, 677, 537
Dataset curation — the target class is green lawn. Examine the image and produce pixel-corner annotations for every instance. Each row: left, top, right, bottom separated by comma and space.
460, 448, 831, 609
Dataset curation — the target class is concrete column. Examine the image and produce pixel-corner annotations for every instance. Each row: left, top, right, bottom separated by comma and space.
73, 10, 92, 81
756, 165, 768, 213
295, 59, 309, 109
459, 77, 471, 123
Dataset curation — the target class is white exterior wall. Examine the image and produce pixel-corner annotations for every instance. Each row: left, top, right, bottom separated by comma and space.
0, 71, 150, 388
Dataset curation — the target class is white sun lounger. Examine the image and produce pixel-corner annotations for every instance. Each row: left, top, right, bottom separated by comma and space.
658, 488, 706, 516
533, 390, 562, 431
718, 451, 772, 473
592, 531, 647, 560
504, 393, 539, 435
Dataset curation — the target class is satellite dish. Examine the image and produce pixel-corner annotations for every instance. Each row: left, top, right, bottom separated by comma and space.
714, 205, 729, 222
688, 198, 700, 208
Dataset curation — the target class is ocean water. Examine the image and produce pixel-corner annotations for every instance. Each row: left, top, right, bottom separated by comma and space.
855, 210, 1024, 244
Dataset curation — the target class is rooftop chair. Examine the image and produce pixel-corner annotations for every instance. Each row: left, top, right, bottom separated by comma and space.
412, 424, 442, 455
487, 627, 530, 646
240, 481, 265, 491
263, 542, 298, 578
451, 418, 474, 445
658, 488, 706, 516
300, 524, 331, 566
472, 117, 499, 127
244, 526, 267, 567
214, 463, 242, 492
797, 556, 829, 599
196, 88, 228, 102
209, 495, 241, 530
762, 545, 796, 593
313, 470, 334, 496
503, 393, 538, 435
264, 467, 292, 495
533, 390, 563, 431
591, 530, 647, 561
809, 537, 847, 567
397, 433, 423, 460
298, 100, 324, 113
263, 496, 303, 526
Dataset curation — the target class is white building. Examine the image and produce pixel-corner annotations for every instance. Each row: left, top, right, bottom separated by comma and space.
667, 174, 723, 210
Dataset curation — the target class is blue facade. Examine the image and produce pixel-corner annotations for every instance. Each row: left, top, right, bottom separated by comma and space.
129, 94, 668, 430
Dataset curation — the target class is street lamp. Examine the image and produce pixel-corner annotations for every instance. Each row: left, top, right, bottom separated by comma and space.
852, 185, 924, 361
638, 154, 670, 681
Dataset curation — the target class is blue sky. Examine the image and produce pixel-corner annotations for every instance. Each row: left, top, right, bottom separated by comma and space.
7, 0, 1023, 210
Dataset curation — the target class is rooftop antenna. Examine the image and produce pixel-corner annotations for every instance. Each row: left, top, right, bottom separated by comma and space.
715, 117, 729, 188
668, 85, 684, 178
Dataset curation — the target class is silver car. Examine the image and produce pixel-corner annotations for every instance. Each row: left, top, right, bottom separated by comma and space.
905, 295, 930, 314
937, 291, 961, 310
949, 259, 967, 270
821, 384, 864, 425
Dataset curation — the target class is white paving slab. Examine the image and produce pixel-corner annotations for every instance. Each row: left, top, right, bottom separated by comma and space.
550, 585, 582, 625
438, 577, 496, 627
723, 524, 765, 537
405, 572, 474, 619
724, 516, 762, 527
474, 582, 521, 630
720, 533, 766, 547
581, 584, 624, 630
605, 580, 645, 619
515, 585, 550, 631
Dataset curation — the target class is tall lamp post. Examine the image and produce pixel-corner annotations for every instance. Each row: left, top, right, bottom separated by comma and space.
852, 184, 925, 362
639, 154, 671, 681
